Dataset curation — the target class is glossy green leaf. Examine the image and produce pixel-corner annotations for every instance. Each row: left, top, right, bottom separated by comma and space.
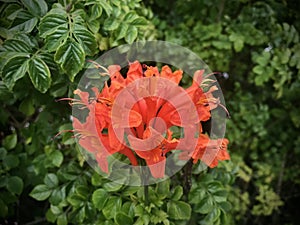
28, 57, 51, 93
1, 56, 29, 90
167, 200, 191, 220
104, 17, 120, 31
44, 173, 59, 188
3, 133, 17, 150
75, 185, 89, 199
103, 181, 123, 192
67, 194, 85, 207
125, 26, 138, 44
50, 187, 65, 205
124, 12, 139, 23
202, 208, 221, 223
219, 201, 232, 212
44, 25, 69, 52
7, 176, 23, 195
171, 186, 183, 201
102, 196, 122, 219
116, 23, 128, 40
92, 188, 108, 210
213, 190, 228, 203
39, 10, 67, 37
114, 212, 133, 225
89, 3, 102, 19
9, 12, 38, 33
54, 39, 85, 81
73, 24, 97, 55
2, 39, 32, 53
131, 17, 148, 26
22, 0, 48, 17
98, 0, 113, 16
195, 196, 214, 214
50, 150, 64, 167
30, 184, 52, 201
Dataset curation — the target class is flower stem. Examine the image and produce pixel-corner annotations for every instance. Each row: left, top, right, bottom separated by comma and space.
144, 184, 149, 206
140, 158, 150, 206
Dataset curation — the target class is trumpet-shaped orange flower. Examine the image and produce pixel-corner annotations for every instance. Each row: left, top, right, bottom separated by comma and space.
71, 61, 230, 178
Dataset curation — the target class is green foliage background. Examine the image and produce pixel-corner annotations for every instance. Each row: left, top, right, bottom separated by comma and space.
0, 0, 299, 224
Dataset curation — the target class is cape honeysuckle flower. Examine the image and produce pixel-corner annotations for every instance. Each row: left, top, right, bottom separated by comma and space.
71, 61, 230, 178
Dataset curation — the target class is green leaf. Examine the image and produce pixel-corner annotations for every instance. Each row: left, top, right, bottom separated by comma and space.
3, 133, 17, 150
38, 52, 57, 72
2, 39, 32, 53
46, 209, 57, 223
116, 23, 129, 40
3, 154, 19, 169
124, 12, 139, 23
102, 196, 122, 219
91, 172, 103, 186
219, 201, 232, 212
9, 13, 38, 33
67, 194, 85, 207
22, 0, 48, 17
54, 39, 85, 81
44, 25, 69, 52
256, 51, 271, 66
125, 26, 138, 44
134, 205, 144, 217
39, 11, 68, 51
44, 173, 59, 188
104, 17, 120, 31
39, 10, 67, 37
92, 188, 108, 210
75, 185, 89, 199
98, 0, 113, 16
167, 200, 191, 220
57, 213, 68, 225
0, 148, 7, 160
30, 184, 52, 201
233, 39, 244, 52
7, 176, 23, 195
131, 17, 148, 26
156, 179, 170, 199
103, 181, 123, 192
28, 57, 51, 93
19, 97, 35, 116
202, 208, 221, 223
171, 186, 183, 201
0, 199, 8, 218
207, 181, 223, 193
50, 187, 65, 205
253, 65, 264, 75
50, 151, 64, 167
1, 56, 29, 90
73, 24, 97, 55
281, 48, 291, 64
114, 212, 133, 225
89, 3, 103, 19
213, 190, 228, 202
195, 196, 214, 214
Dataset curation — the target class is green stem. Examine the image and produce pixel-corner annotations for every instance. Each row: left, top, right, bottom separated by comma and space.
140, 157, 150, 206
144, 184, 149, 206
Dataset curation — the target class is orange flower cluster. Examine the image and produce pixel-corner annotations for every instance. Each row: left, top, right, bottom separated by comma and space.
72, 61, 229, 178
